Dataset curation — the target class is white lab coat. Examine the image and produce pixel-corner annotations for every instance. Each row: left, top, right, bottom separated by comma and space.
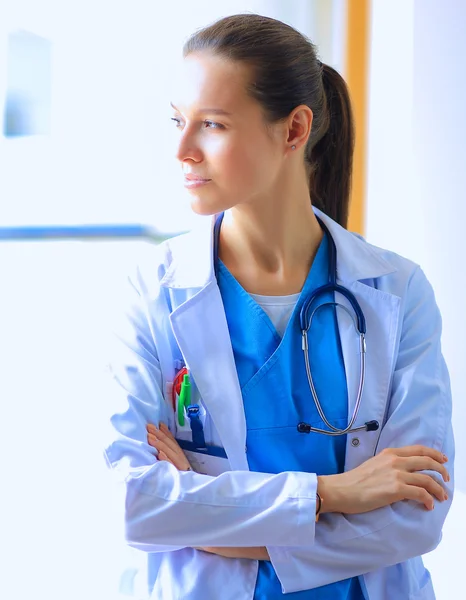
103, 208, 454, 599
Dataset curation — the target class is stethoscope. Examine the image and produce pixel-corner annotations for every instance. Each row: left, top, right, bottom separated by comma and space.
213, 212, 379, 437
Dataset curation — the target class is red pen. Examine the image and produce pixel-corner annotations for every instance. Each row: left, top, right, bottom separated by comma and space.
172, 366, 188, 410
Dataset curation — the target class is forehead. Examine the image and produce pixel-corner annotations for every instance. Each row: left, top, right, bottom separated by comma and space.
170, 53, 253, 113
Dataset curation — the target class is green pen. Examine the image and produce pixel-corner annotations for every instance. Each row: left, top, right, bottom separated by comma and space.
177, 373, 191, 426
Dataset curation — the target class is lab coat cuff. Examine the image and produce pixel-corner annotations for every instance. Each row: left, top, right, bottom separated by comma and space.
267, 490, 317, 564
267, 543, 305, 594
267, 545, 290, 564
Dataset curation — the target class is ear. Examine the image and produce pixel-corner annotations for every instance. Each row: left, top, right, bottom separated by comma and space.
286, 104, 313, 152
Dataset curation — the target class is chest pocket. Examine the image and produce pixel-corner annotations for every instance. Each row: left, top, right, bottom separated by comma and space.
163, 370, 213, 447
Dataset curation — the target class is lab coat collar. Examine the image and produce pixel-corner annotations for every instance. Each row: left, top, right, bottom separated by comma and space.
160, 215, 215, 289
160, 207, 396, 289
313, 208, 396, 283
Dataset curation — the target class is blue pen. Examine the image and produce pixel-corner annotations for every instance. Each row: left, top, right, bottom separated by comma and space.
187, 405, 206, 448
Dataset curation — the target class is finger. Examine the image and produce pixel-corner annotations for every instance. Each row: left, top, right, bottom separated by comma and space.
404, 472, 448, 503
148, 434, 191, 471
390, 445, 447, 464
159, 422, 176, 440
153, 437, 191, 470
146, 425, 180, 454
148, 425, 184, 456
147, 422, 175, 439
147, 422, 172, 439
400, 484, 436, 511
147, 433, 174, 456
402, 456, 450, 482
147, 422, 168, 437
157, 450, 175, 466
147, 432, 174, 455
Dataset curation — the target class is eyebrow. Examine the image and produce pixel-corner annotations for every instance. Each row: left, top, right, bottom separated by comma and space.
170, 102, 232, 117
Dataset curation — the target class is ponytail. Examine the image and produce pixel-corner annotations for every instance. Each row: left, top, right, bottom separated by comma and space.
307, 64, 355, 229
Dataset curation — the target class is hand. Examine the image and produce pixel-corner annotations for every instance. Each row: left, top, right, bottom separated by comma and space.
195, 546, 270, 561
318, 445, 450, 514
146, 422, 192, 471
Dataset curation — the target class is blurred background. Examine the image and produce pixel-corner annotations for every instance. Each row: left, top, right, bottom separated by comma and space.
0, 1, 464, 598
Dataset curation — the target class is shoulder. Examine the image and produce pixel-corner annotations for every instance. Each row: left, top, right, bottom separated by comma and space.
316, 209, 422, 295
128, 220, 210, 296
129, 229, 193, 282
350, 234, 442, 336
351, 231, 429, 297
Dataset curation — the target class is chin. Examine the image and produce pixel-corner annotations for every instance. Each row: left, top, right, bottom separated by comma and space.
190, 202, 217, 217
189, 194, 233, 217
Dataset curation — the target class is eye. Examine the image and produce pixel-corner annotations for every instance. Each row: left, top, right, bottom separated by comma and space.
203, 120, 224, 130
171, 117, 183, 128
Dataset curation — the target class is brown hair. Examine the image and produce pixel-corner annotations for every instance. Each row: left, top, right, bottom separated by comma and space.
184, 13, 355, 228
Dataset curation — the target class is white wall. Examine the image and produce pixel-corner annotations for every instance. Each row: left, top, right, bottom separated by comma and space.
366, 1, 465, 597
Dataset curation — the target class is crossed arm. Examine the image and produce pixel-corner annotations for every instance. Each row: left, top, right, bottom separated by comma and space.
146, 421, 450, 561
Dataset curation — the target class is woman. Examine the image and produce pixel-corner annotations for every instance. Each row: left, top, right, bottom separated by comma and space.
104, 14, 454, 600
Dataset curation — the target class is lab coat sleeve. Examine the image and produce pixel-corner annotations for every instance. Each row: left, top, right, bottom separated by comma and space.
102, 263, 319, 553
267, 266, 455, 593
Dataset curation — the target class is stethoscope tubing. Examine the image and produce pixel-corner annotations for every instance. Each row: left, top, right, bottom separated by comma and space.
213, 212, 378, 436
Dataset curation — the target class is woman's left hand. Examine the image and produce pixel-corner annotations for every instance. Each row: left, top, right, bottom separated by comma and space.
146, 423, 270, 561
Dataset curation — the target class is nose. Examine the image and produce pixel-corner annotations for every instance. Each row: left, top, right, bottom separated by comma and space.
175, 128, 203, 164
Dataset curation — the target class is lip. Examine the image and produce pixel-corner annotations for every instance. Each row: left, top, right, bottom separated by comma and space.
183, 175, 211, 189
184, 174, 211, 181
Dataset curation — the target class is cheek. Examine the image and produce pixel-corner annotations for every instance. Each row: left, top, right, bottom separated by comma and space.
214, 139, 271, 190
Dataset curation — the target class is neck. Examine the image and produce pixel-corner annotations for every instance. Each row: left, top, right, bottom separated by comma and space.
218, 186, 323, 295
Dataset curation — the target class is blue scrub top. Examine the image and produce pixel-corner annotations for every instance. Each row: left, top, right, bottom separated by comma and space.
217, 233, 364, 599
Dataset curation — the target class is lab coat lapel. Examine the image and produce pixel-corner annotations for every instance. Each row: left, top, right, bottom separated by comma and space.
337, 281, 401, 469
314, 209, 402, 466
169, 281, 249, 471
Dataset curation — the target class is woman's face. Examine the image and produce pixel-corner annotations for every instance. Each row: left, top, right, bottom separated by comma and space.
170, 52, 285, 216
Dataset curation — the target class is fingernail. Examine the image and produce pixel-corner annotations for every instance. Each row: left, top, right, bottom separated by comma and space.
443, 454, 448, 462
444, 493, 448, 501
